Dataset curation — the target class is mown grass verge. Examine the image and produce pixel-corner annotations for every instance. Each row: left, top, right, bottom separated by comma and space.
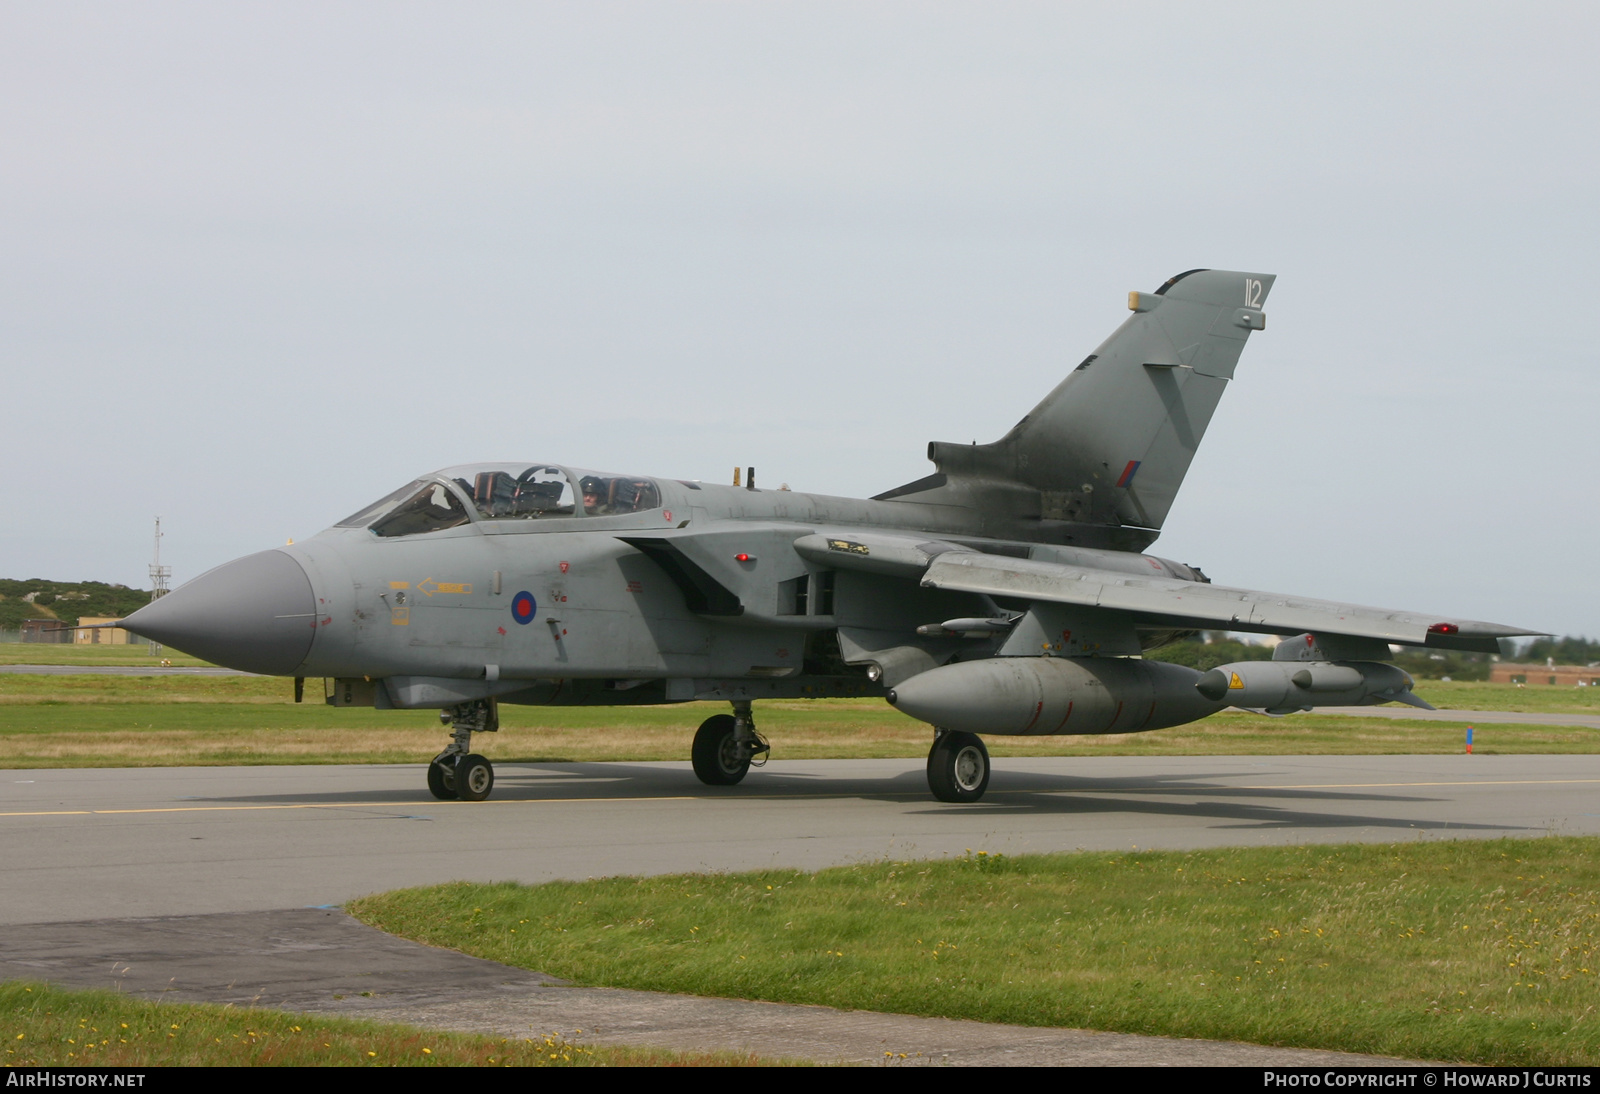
0, 981, 771, 1066
0, 701, 1593, 769
350, 838, 1600, 1066
4, 671, 1596, 714
1, 673, 1595, 768
0, 645, 212, 668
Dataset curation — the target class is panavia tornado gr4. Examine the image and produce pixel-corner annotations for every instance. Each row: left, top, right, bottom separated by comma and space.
119, 269, 1540, 804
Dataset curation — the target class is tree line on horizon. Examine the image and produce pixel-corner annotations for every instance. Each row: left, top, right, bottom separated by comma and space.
0, 579, 153, 630
1149, 632, 1600, 681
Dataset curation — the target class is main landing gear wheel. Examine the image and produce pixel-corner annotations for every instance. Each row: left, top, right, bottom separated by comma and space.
455, 753, 495, 802
927, 730, 990, 803
692, 714, 750, 786
427, 756, 458, 801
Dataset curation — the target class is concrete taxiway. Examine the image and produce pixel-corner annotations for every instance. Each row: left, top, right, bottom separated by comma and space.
3, 754, 1597, 926
5, 755, 1590, 1066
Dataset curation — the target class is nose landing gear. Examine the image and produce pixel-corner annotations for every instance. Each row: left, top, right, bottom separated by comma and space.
427, 698, 499, 802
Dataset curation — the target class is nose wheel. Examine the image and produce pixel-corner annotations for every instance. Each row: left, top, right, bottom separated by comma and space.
427, 699, 498, 801
691, 701, 769, 786
427, 752, 495, 802
427, 756, 458, 800
455, 754, 494, 801
927, 729, 990, 803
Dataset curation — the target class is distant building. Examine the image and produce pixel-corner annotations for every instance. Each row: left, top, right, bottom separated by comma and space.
1490, 662, 1600, 686
73, 617, 136, 645
19, 619, 72, 644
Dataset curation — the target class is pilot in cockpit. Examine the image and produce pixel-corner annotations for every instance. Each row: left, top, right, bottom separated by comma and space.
581, 476, 610, 516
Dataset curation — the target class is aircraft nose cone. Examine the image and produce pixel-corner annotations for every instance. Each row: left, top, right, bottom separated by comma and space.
119, 549, 317, 674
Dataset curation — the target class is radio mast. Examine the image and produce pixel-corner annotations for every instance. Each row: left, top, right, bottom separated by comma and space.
148, 517, 171, 655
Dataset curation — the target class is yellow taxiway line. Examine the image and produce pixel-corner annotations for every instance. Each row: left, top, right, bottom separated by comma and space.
0, 797, 698, 817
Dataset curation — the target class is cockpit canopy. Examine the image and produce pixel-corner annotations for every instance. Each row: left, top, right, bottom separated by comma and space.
336, 464, 662, 538
459, 465, 576, 520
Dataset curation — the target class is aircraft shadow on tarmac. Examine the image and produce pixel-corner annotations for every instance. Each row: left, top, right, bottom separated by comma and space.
907, 791, 1525, 833
908, 769, 1523, 832
178, 761, 1528, 834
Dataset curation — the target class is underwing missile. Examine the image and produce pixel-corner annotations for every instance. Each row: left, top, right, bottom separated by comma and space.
1194, 660, 1429, 713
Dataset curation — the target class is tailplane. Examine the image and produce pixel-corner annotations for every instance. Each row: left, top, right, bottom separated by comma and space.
879, 268, 1274, 542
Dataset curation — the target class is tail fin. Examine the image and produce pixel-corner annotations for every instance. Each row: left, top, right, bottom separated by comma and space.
883, 268, 1274, 541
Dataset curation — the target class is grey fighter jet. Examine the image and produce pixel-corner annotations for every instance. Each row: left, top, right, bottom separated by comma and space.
119, 269, 1540, 803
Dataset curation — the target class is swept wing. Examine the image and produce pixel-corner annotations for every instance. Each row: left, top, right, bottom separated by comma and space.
918, 551, 1538, 653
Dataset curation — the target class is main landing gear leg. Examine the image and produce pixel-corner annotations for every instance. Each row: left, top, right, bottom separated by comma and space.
427, 698, 499, 802
690, 699, 770, 786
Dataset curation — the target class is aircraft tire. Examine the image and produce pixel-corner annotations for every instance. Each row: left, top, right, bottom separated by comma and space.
455, 754, 495, 802
427, 758, 459, 801
691, 715, 750, 786
927, 730, 990, 803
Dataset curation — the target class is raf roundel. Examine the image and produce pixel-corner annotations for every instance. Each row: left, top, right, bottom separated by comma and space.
510, 591, 537, 625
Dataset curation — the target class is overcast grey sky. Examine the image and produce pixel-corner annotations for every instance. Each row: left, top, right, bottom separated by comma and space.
3, 2, 1595, 637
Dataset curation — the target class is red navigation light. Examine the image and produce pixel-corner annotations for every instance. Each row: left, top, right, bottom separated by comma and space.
1428, 623, 1460, 635
735, 553, 752, 562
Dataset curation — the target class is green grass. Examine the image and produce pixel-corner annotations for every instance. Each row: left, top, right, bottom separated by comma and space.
350, 838, 1600, 1066
0, 673, 1596, 768
0, 643, 212, 667
1, 651, 1595, 709
1411, 679, 1600, 715
0, 981, 772, 1066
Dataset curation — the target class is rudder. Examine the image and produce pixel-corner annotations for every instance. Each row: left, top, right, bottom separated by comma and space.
899, 268, 1274, 536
